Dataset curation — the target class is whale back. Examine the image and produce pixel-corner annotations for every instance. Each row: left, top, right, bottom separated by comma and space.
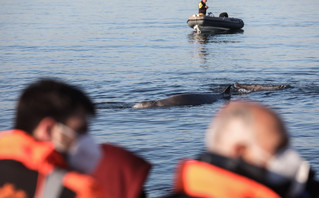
157, 93, 218, 107
133, 85, 231, 109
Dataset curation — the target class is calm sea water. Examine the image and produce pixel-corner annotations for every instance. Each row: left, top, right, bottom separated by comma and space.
1, 0, 319, 197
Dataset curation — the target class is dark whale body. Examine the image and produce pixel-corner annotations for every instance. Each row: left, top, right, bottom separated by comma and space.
133, 85, 231, 109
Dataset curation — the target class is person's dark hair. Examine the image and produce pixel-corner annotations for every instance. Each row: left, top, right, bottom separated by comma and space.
14, 79, 96, 134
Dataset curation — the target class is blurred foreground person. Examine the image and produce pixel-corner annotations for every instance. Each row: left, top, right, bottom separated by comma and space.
0, 79, 151, 198
168, 100, 319, 198
0, 79, 104, 198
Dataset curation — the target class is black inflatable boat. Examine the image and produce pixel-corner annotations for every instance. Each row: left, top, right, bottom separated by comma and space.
187, 13, 244, 33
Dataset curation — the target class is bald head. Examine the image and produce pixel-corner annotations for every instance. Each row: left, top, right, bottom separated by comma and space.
206, 100, 289, 167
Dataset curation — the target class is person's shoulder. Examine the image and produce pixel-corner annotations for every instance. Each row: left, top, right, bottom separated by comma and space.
92, 143, 151, 198
63, 171, 105, 198
99, 143, 151, 169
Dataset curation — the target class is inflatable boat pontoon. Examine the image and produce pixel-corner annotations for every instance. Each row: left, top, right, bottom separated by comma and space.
187, 13, 244, 33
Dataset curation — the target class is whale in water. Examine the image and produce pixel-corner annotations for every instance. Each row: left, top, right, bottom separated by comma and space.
234, 83, 286, 93
133, 85, 231, 109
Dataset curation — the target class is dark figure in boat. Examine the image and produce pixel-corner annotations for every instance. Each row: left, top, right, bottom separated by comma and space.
199, 0, 208, 15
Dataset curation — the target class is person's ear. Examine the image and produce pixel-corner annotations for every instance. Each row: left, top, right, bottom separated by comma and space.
232, 143, 247, 158
33, 117, 56, 141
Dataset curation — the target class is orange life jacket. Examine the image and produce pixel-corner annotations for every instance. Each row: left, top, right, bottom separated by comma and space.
0, 130, 105, 198
174, 159, 281, 198
92, 144, 152, 198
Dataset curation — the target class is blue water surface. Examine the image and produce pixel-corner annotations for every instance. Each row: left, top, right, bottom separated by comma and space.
1, 0, 319, 197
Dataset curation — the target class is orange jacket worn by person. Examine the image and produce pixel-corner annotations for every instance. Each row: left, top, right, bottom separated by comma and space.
173, 153, 282, 198
0, 130, 104, 198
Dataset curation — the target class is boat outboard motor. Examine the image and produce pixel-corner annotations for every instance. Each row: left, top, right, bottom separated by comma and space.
219, 12, 228, 17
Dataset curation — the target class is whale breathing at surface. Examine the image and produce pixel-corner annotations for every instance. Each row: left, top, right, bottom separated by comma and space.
133, 85, 231, 109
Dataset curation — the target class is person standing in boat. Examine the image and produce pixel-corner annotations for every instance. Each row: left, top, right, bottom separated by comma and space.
198, 0, 208, 15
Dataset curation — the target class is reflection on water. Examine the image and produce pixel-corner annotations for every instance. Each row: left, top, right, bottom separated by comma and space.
187, 30, 244, 67
187, 30, 244, 44
188, 32, 213, 45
